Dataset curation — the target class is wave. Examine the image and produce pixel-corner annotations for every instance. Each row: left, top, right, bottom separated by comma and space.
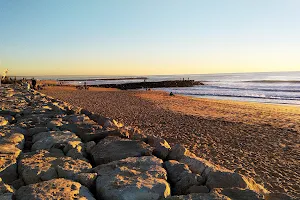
202, 85, 300, 93
180, 92, 300, 101
243, 80, 300, 83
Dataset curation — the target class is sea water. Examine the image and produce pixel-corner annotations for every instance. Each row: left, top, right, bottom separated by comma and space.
31, 71, 300, 106
151, 71, 300, 106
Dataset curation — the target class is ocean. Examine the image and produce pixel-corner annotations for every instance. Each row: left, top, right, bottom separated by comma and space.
32, 71, 300, 106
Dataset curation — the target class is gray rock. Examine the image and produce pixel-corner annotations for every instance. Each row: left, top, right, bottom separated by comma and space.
75, 173, 97, 190
85, 141, 96, 154
0, 143, 21, 183
46, 119, 63, 130
168, 144, 192, 160
164, 160, 205, 195
91, 136, 153, 165
95, 156, 171, 200
187, 185, 210, 194
15, 178, 95, 200
206, 169, 268, 196
78, 129, 129, 142
27, 127, 49, 136
18, 150, 92, 185
0, 116, 9, 126
31, 130, 81, 151
11, 179, 25, 190
147, 135, 171, 159
0, 178, 14, 199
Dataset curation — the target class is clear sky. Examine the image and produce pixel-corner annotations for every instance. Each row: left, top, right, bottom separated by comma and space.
0, 0, 299, 76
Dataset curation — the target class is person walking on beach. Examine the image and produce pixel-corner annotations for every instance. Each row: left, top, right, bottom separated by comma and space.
31, 78, 37, 89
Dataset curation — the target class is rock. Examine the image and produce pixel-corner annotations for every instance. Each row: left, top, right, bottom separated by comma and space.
91, 136, 153, 165
3, 115, 15, 124
18, 150, 92, 185
75, 173, 97, 190
0, 116, 9, 126
147, 135, 171, 159
95, 156, 171, 200
103, 118, 123, 129
56, 157, 92, 179
63, 114, 90, 124
15, 178, 95, 200
0, 177, 15, 195
164, 160, 205, 195
63, 141, 82, 153
78, 129, 129, 143
0, 143, 21, 183
179, 154, 218, 176
11, 179, 25, 190
1, 133, 25, 149
31, 130, 81, 151
164, 160, 191, 183
46, 119, 63, 130
85, 141, 96, 154
206, 169, 268, 195
174, 174, 203, 195
0, 193, 13, 200
168, 144, 192, 160
27, 127, 49, 136
125, 126, 147, 141
60, 123, 98, 136
187, 185, 210, 194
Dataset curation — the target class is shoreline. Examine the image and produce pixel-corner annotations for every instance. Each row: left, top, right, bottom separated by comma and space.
42, 85, 300, 197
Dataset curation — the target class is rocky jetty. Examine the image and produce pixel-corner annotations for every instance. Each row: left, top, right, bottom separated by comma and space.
0, 85, 295, 200
92, 80, 204, 90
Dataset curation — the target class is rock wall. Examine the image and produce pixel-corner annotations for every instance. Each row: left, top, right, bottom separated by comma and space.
0, 85, 295, 200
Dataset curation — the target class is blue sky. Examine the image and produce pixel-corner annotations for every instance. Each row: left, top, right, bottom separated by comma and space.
0, 0, 299, 75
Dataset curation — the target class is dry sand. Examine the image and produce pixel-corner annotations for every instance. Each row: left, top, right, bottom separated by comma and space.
43, 86, 300, 197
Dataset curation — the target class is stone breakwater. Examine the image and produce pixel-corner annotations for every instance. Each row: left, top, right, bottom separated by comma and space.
0, 85, 294, 200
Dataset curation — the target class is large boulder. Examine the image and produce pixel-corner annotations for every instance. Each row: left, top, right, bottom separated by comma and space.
1, 132, 25, 149
18, 150, 92, 185
0, 143, 22, 183
31, 130, 81, 151
147, 135, 171, 159
95, 156, 171, 200
164, 160, 205, 195
91, 136, 152, 165
206, 169, 268, 195
78, 129, 129, 143
0, 177, 14, 200
15, 178, 95, 200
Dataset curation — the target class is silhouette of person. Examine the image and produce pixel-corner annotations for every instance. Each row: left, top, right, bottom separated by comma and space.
31, 78, 37, 89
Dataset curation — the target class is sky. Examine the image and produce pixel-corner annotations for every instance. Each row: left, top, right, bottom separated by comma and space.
0, 0, 300, 76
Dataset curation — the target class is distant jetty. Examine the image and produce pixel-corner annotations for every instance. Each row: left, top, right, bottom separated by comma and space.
57, 77, 148, 82
92, 80, 204, 90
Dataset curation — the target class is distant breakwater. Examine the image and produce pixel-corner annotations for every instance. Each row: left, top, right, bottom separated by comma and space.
91, 80, 204, 90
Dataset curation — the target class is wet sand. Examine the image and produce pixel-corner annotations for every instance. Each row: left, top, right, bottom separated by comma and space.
42, 86, 300, 197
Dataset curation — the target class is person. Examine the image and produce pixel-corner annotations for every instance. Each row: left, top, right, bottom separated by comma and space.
169, 92, 174, 96
31, 78, 37, 89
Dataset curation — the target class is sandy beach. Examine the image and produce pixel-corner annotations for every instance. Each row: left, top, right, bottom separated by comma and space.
43, 86, 300, 197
